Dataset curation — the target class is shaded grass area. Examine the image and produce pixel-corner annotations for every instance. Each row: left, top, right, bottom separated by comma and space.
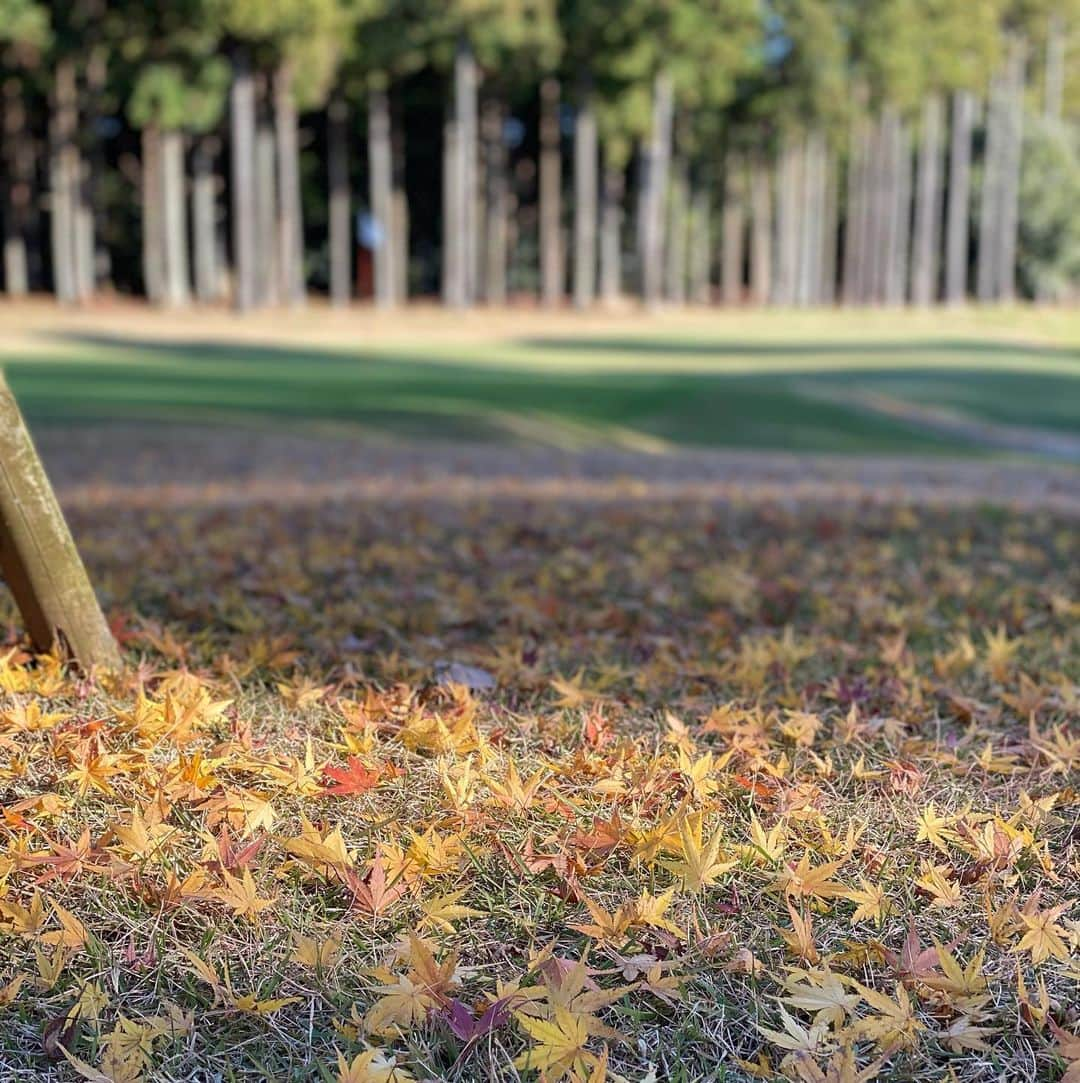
5, 329, 1080, 455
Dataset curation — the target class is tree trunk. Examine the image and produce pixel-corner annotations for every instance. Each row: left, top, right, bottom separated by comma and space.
49, 58, 79, 305
453, 39, 479, 307
573, 88, 598, 309
140, 124, 163, 305
857, 117, 878, 303
797, 132, 824, 306
255, 115, 279, 307
192, 135, 220, 304
842, 117, 866, 305
72, 151, 94, 303
368, 85, 395, 309
749, 153, 772, 305
482, 97, 508, 305
81, 44, 107, 297
910, 95, 944, 306
871, 111, 897, 304
977, 71, 1005, 303
327, 94, 351, 308
0, 372, 121, 670
945, 90, 974, 304
773, 134, 801, 306
599, 162, 623, 305
230, 51, 257, 312
722, 155, 744, 305
820, 142, 838, 305
998, 39, 1026, 304
665, 158, 688, 304
895, 119, 914, 304
885, 115, 912, 306
442, 116, 462, 306
2, 77, 31, 297
688, 187, 711, 304
640, 71, 674, 307
391, 94, 409, 304
1045, 10, 1065, 121
274, 61, 304, 307
160, 128, 190, 308
539, 77, 562, 306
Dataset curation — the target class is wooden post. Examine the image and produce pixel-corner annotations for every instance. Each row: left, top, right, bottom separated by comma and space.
0, 371, 120, 669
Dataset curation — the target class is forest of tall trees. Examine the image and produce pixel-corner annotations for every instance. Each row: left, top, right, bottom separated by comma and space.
1, 0, 1078, 312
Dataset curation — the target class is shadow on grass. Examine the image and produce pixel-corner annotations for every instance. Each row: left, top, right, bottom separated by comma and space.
6, 333, 1079, 455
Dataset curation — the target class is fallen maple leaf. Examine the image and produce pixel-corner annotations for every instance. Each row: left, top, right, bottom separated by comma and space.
322, 757, 384, 796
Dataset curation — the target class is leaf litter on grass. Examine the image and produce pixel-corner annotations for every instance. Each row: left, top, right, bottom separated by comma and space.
0, 487, 1077, 1081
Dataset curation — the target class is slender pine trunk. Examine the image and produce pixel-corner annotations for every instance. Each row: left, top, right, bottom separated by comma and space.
870, 111, 895, 304
599, 162, 623, 305
773, 135, 800, 305
255, 108, 279, 307
573, 86, 598, 309
688, 187, 711, 304
842, 117, 865, 305
82, 44, 108, 296
856, 118, 878, 303
910, 96, 944, 305
72, 150, 94, 302
160, 128, 190, 308
229, 51, 257, 312
49, 58, 79, 305
640, 71, 673, 307
327, 94, 351, 308
998, 39, 1026, 304
977, 71, 1006, 303
945, 90, 974, 304
192, 135, 220, 304
442, 116, 462, 306
722, 155, 744, 305
481, 97, 508, 304
274, 61, 304, 307
369, 85, 395, 309
797, 133, 822, 306
895, 119, 913, 304
665, 158, 688, 304
391, 94, 408, 304
749, 153, 772, 306
819, 142, 838, 305
539, 77, 562, 306
1045, 11, 1065, 121
140, 125, 163, 304
453, 39, 479, 307
2, 77, 31, 296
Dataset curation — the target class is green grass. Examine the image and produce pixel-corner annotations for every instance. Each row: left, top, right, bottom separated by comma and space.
5, 313, 1080, 456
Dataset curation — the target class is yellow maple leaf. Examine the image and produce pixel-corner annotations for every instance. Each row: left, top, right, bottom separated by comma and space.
915, 802, 955, 853
772, 853, 848, 901
1014, 900, 1071, 965
659, 812, 737, 893
418, 889, 485, 934
292, 932, 342, 970
843, 878, 891, 925
215, 869, 276, 921
335, 1047, 414, 1082
513, 1008, 598, 1080
914, 863, 962, 909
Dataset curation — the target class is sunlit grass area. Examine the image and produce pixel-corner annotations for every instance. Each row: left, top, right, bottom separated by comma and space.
3, 305, 1078, 456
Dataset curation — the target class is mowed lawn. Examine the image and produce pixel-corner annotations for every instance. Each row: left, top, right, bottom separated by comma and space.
2, 304, 1079, 456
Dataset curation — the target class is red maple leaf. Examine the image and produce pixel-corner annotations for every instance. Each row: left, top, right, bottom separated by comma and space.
321, 757, 382, 796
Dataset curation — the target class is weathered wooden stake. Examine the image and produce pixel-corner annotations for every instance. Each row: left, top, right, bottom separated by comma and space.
0, 370, 120, 669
